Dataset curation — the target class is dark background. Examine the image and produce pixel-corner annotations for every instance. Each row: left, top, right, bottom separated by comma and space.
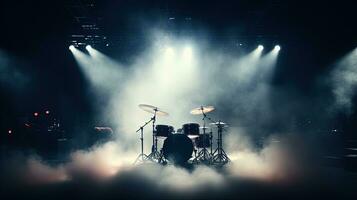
0, 1, 357, 199
0, 0, 356, 154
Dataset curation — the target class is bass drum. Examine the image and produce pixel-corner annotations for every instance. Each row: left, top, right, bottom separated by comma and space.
162, 134, 193, 164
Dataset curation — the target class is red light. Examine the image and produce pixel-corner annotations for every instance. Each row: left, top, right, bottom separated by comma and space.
45, 110, 50, 115
34, 112, 39, 117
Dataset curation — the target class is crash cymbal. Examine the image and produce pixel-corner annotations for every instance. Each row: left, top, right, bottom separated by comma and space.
190, 106, 215, 115
138, 104, 169, 116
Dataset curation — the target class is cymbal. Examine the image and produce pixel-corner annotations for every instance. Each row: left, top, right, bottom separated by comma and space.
138, 104, 169, 116
210, 121, 228, 126
199, 126, 210, 129
190, 106, 215, 115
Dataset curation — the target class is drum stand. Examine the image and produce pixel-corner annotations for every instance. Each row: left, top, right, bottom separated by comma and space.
193, 147, 211, 164
210, 129, 213, 155
134, 126, 149, 164
147, 110, 162, 162
211, 122, 230, 165
193, 109, 212, 164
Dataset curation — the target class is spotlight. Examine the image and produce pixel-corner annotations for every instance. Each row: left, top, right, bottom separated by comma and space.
45, 110, 50, 115
86, 45, 92, 50
8, 129, 12, 134
34, 112, 39, 117
274, 45, 281, 51
258, 45, 264, 51
69, 45, 75, 51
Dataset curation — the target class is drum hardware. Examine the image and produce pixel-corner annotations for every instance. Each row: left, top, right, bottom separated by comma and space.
155, 125, 174, 138
134, 126, 149, 164
191, 106, 215, 164
134, 104, 230, 166
199, 126, 213, 154
154, 125, 174, 164
192, 133, 212, 164
190, 105, 215, 115
210, 121, 230, 165
135, 104, 169, 164
158, 148, 167, 165
138, 104, 169, 116
182, 123, 200, 138
199, 126, 209, 129
210, 121, 228, 126
209, 129, 213, 155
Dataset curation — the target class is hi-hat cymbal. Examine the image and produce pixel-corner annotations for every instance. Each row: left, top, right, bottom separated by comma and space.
199, 126, 210, 129
138, 104, 169, 116
190, 106, 215, 115
210, 121, 228, 126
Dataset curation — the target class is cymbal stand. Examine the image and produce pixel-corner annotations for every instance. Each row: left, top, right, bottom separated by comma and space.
134, 117, 154, 164
147, 109, 161, 162
211, 121, 230, 165
193, 108, 212, 164
205, 116, 228, 153
209, 128, 213, 155
201, 112, 215, 156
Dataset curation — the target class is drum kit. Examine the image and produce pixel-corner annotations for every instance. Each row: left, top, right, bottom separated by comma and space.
134, 104, 230, 166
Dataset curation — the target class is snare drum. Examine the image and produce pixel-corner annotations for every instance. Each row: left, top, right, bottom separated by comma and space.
182, 123, 200, 138
155, 125, 174, 138
196, 134, 210, 148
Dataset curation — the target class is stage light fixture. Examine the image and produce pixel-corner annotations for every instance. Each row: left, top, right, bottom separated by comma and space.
258, 45, 264, 51
8, 129, 12, 134
274, 45, 281, 51
45, 110, 50, 115
86, 45, 92, 50
69, 45, 75, 51
34, 112, 39, 117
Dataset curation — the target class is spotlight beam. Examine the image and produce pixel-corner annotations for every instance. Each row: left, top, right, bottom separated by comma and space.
69, 45, 94, 72
75, 45, 126, 92
258, 46, 281, 80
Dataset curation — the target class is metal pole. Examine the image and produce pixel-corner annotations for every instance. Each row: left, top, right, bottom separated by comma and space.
140, 127, 144, 156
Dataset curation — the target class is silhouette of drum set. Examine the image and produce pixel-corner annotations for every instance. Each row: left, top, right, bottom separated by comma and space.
134, 104, 230, 166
